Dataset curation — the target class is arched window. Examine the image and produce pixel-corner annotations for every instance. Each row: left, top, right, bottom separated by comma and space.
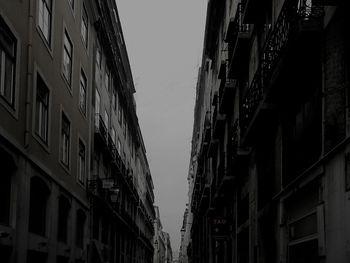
28, 176, 50, 236
57, 195, 71, 243
0, 148, 16, 225
75, 209, 86, 248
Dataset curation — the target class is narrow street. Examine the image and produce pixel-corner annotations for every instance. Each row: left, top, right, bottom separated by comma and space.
0, 0, 349, 263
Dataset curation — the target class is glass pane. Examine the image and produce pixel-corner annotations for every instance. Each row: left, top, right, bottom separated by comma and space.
4, 55, 14, 103
289, 212, 317, 240
289, 239, 319, 263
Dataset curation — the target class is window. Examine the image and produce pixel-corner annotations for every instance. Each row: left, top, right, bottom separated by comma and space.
111, 128, 116, 145
0, 149, 16, 226
124, 115, 127, 136
95, 47, 102, 86
57, 195, 70, 243
38, 0, 52, 44
61, 113, 70, 167
62, 31, 73, 86
81, 5, 88, 47
104, 110, 109, 130
117, 138, 121, 155
112, 89, 116, 112
0, 173, 11, 225
0, 17, 16, 107
105, 67, 109, 91
76, 209, 86, 248
79, 70, 87, 115
78, 140, 86, 185
118, 103, 122, 124
95, 89, 100, 127
35, 74, 49, 143
28, 177, 50, 236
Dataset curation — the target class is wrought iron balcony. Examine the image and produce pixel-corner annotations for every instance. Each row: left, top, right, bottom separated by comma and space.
108, 135, 117, 161
219, 79, 238, 114
95, 114, 108, 146
88, 178, 120, 206
241, 0, 324, 138
213, 104, 226, 139
226, 3, 252, 79
203, 110, 212, 144
242, 0, 265, 24
226, 3, 251, 45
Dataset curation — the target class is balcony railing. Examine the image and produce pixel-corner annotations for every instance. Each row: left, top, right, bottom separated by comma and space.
95, 114, 108, 145
226, 3, 251, 46
219, 79, 238, 114
213, 104, 226, 139
226, 3, 252, 79
108, 135, 117, 160
241, 0, 324, 135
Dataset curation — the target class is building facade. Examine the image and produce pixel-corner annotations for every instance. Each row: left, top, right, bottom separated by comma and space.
163, 232, 173, 263
153, 206, 173, 263
0, 0, 155, 263
187, 0, 349, 263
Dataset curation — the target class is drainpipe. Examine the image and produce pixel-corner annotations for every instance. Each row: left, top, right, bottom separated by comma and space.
24, 0, 34, 148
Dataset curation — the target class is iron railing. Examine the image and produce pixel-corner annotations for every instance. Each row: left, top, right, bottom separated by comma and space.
95, 114, 108, 144
227, 3, 251, 61
241, 0, 324, 133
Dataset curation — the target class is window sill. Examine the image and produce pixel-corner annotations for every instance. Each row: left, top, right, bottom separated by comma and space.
33, 133, 51, 154
78, 106, 87, 121
59, 160, 71, 176
61, 73, 73, 97
0, 98, 18, 120
36, 26, 54, 60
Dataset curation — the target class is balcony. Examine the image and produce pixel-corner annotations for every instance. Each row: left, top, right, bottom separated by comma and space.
226, 3, 252, 79
95, 114, 108, 147
241, 0, 324, 141
213, 105, 226, 139
108, 135, 117, 161
87, 178, 119, 206
219, 79, 238, 114
242, 0, 266, 24
198, 184, 210, 214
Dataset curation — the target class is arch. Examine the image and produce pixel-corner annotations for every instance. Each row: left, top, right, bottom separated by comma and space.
0, 147, 16, 225
57, 194, 71, 243
75, 208, 86, 248
28, 176, 50, 236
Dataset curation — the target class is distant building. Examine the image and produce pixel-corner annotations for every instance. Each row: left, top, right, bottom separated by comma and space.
163, 232, 173, 263
179, 206, 192, 263
187, 0, 349, 263
0, 0, 154, 262
153, 206, 173, 263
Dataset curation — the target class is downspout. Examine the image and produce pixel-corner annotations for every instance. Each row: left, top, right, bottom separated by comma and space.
24, 0, 34, 148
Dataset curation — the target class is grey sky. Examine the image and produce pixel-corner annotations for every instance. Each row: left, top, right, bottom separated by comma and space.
116, 0, 207, 254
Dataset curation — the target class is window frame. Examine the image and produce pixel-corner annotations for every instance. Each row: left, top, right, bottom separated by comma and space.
79, 68, 87, 116
75, 209, 86, 248
62, 29, 73, 88
0, 15, 18, 112
33, 71, 51, 148
28, 176, 51, 237
57, 194, 71, 243
37, 0, 53, 46
81, 4, 88, 48
60, 110, 71, 171
77, 138, 86, 186
95, 88, 101, 128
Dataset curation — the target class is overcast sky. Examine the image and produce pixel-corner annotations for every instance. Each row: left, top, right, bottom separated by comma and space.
116, 0, 208, 255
